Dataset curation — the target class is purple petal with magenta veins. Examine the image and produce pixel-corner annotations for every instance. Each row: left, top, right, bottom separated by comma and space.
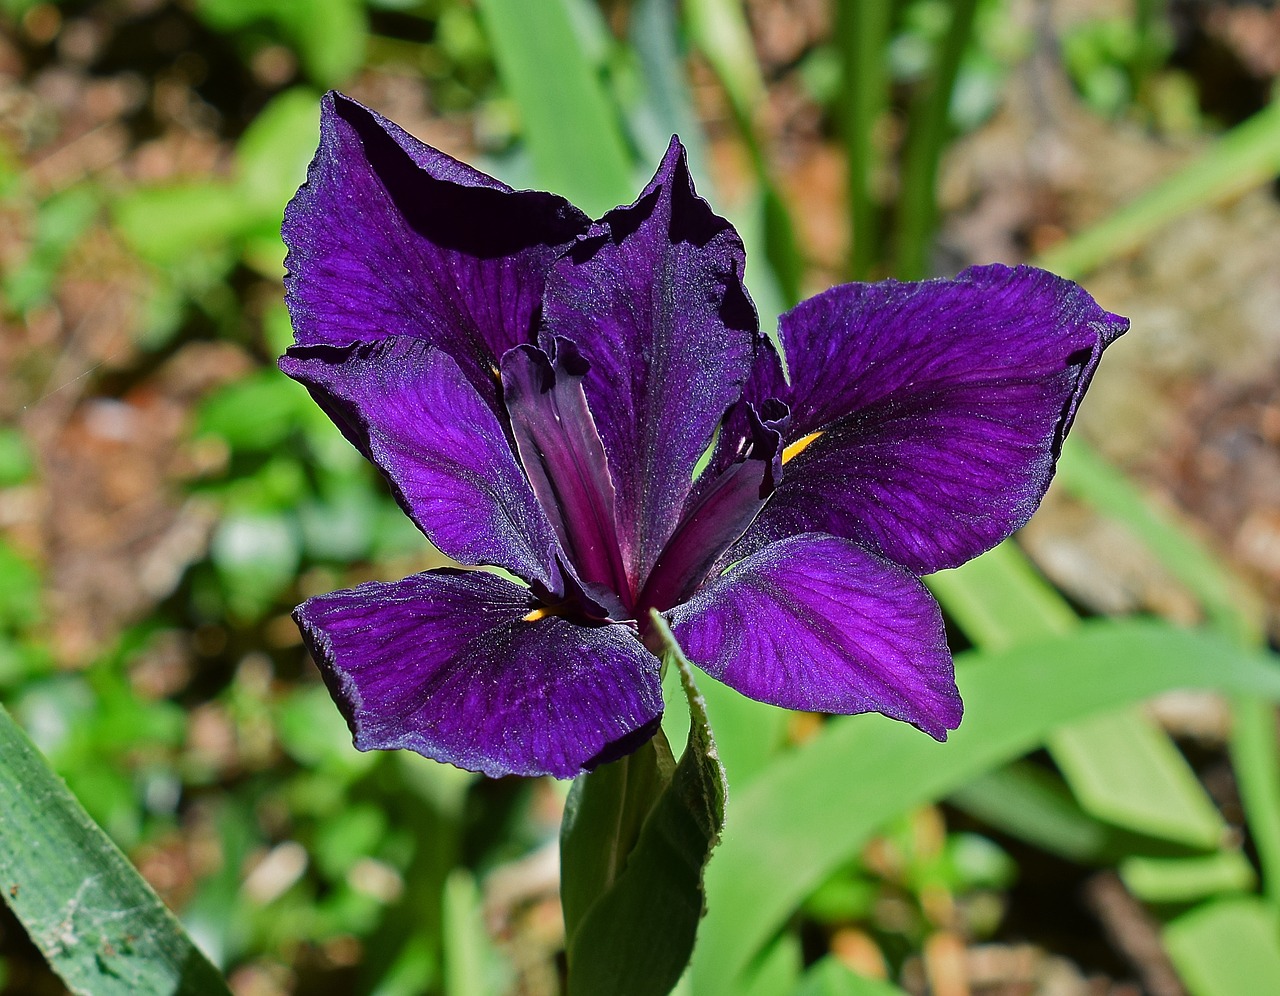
735, 264, 1128, 575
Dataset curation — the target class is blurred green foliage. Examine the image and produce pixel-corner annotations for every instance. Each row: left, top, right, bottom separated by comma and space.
3, 0, 1280, 994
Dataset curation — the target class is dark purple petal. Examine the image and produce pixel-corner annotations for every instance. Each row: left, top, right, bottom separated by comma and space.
639, 401, 787, 613
738, 264, 1128, 574
283, 91, 589, 412
281, 337, 565, 593
667, 533, 961, 740
542, 138, 759, 590
297, 569, 664, 779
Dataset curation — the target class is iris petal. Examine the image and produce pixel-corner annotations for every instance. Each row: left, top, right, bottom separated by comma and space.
668, 532, 962, 740
296, 569, 664, 779
283, 91, 589, 413
735, 264, 1128, 574
542, 138, 759, 591
281, 337, 565, 593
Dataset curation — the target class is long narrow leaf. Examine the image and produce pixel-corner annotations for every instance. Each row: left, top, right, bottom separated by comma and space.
1037, 100, 1280, 280
933, 543, 1228, 848
475, 0, 635, 214
692, 621, 1280, 994
0, 705, 231, 996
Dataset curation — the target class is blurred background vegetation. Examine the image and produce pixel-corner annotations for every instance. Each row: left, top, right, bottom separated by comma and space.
3, 0, 1280, 993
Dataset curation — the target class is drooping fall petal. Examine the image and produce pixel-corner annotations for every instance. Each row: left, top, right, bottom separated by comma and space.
668, 532, 962, 740
296, 569, 664, 779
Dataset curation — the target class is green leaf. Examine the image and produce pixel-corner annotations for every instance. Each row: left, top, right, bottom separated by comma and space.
442, 869, 505, 996
284, 0, 367, 87
0, 427, 34, 487
0, 705, 230, 995
560, 731, 675, 938
1036, 99, 1280, 280
934, 544, 1229, 849
475, 0, 635, 215
796, 958, 909, 996
949, 762, 1161, 865
112, 183, 255, 264
234, 86, 323, 218
1121, 852, 1255, 904
692, 620, 1280, 995
1164, 897, 1280, 996
562, 613, 727, 996
1048, 707, 1225, 849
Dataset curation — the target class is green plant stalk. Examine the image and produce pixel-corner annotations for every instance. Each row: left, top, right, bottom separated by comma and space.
894, 0, 979, 279
835, 0, 893, 279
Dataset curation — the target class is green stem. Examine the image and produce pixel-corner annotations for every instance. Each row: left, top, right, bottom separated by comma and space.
835, 0, 893, 279
894, 0, 979, 279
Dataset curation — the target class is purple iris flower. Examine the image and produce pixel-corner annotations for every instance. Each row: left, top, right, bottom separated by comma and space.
279, 92, 1127, 780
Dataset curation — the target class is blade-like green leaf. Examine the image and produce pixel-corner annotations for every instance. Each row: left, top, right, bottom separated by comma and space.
1121, 852, 1255, 904
1164, 897, 1280, 996
475, 0, 634, 215
560, 730, 675, 938
1055, 442, 1280, 902
1036, 99, 1280, 280
949, 762, 1167, 865
692, 621, 1280, 994
1049, 707, 1225, 850
796, 958, 909, 996
563, 614, 727, 996
934, 544, 1229, 849
0, 704, 231, 995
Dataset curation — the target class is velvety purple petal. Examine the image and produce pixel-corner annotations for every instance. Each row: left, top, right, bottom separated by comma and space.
281, 337, 564, 593
667, 533, 961, 739
297, 569, 663, 779
739, 264, 1128, 574
541, 138, 759, 590
639, 401, 786, 613
501, 340, 631, 607
283, 91, 589, 411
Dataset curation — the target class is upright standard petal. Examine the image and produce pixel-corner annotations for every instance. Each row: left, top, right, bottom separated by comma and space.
667, 533, 962, 740
296, 570, 664, 779
281, 337, 565, 593
283, 91, 590, 411
542, 138, 759, 590
738, 265, 1128, 574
